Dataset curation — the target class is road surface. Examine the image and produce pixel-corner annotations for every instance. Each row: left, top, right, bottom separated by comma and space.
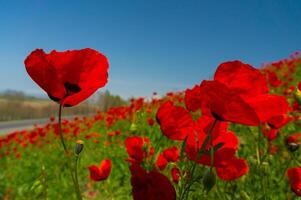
0, 118, 52, 136
0, 116, 78, 136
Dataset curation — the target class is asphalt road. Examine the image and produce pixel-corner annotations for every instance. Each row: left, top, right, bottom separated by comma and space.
0, 114, 94, 136
0, 118, 50, 135
0, 116, 79, 136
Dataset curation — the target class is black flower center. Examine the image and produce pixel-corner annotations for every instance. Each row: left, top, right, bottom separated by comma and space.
64, 82, 81, 96
211, 112, 223, 121
48, 82, 81, 106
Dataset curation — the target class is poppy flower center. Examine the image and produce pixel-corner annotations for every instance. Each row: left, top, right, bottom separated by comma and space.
267, 123, 277, 129
47, 82, 82, 105
211, 112, 223, 121
64, 82, 81, 97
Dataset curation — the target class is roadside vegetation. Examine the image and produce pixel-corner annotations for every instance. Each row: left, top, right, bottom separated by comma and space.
0, 90, 127, 121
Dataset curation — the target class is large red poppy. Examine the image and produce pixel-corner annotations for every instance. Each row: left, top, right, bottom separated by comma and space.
214, 61, 289, 123
185, 80, 260, 126
24, 48, 108, 106
130, 164, 176, 200
185, 61, 289, 125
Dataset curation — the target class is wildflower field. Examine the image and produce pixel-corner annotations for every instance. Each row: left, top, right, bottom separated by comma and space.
1, 49, 301, 200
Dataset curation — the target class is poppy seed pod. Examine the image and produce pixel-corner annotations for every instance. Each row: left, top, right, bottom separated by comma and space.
130, 123, 137, 132
286, 133, 301, 152
287, 142, 299, 152
75, 140, 84, 155
202, 169, 216, 192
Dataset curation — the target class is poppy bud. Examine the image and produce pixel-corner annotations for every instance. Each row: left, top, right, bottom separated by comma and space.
202, 169, 216, 192
130, 123, 137, 132
75, 140, 84, 155
294, 88, 301, 104
287, 142, 299, 152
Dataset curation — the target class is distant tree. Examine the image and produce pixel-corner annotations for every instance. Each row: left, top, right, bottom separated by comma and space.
97, 90, 127, 111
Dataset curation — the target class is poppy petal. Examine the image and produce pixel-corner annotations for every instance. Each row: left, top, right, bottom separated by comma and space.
214, 60, 268, 98
215, 158, 249, 181
156, 101, 194, 140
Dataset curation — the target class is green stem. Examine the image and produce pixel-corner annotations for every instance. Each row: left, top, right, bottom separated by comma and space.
256, 126, 267, 199
179, 119, 218, 200
277, 155, 292, 186
75, 155, 82, 200
58, 104, 67, 152
209, 131, 214, 167
256, 126, 261, 165
290, 151, 301, 166
58, 104, 82, 200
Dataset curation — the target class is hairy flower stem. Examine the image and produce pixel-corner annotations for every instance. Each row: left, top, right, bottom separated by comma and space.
179, 119, 218, 200
58, 104, 83, 200
256, 126, 262, 165
74, 155, 81, 200
256, 126, 268, 200
58, 104, 67, 151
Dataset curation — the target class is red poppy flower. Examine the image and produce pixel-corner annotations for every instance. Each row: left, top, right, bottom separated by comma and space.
215, 157, 249, 181
246, 94, 290, 123
184, 116, 238, 166
262, 114, 291, 141
185, 81, 260, 126
156, 154, 168, 170
214, 61, 289, 123
262, 126, 279, 141
88, 159, 112, 182
125, 136, 152, 164
24, 48, 108, 106
156, 146, 179, 170
266, 71, 282, 87
183, 115, 248, 180
184, 84, 204, 112
286, 133, 301, 144
147, 118, 155, 126
130, 164, 176, 200
163, 146, 179, 162
267, 114, 291, 129
287, 167, 301, 196
185, 61, 289, 125
171, 167, 180, 183
156, 101, 194, 140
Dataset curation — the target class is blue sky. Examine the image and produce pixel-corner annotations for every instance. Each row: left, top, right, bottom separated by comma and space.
0, 0, 300, 99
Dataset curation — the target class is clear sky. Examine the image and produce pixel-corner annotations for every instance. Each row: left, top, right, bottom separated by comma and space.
0, 0, 300, 99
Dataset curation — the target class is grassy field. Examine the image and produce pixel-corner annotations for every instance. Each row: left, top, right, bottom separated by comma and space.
1, 53, 301, 200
